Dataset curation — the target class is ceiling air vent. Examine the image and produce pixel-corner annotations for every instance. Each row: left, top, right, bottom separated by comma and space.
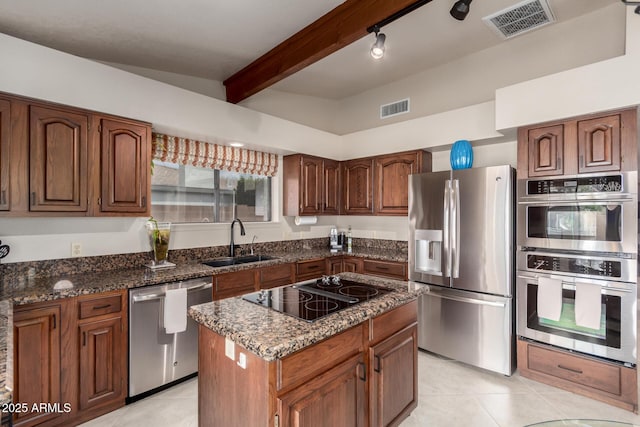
482, 0, 555, 40
380, 98, 410, 119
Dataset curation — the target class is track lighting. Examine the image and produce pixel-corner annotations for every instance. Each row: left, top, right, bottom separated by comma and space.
370, 30, 386, 59
450, 0, 472, 21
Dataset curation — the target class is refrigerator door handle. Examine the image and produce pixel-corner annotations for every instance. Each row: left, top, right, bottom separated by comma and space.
451, 179, 460, 278
443, 180, 451, 278
426, 290, 507, 308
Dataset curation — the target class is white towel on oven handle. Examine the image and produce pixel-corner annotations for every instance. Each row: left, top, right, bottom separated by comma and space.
537, 277, 562, 321
164, 287, 187, 334
575, 282, 602, 330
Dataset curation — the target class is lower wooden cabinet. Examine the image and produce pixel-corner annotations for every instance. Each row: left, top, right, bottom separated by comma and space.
213, 263, 296, 300
362, 259, 407, 280
295, 258, 327, 281
517, 338, 638, 412
278, 354, 366, 427
13, 290, 127, 427
198, 300, 418, 427
77, 292, 126, 413
13, 303, 65, 427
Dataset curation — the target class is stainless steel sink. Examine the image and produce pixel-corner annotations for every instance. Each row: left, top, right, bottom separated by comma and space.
202, 255, 276, 268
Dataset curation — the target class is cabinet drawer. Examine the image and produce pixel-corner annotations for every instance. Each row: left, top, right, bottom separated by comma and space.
213, 269, 256, 300
527, 343, 622, 396
370, 300, 417, 346
296, 258, 326, 280
362, 259, 406, 280
277, 324, 364, 392
259, 263, 294, 289
79, 294, 122, 319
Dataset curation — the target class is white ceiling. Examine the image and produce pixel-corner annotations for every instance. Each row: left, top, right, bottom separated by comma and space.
0, 0, 620, 100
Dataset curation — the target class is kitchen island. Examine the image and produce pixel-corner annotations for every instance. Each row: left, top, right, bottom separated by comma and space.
189, 273, 425, 427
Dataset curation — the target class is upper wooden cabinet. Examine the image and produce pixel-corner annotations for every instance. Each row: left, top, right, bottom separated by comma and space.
374, 151, 429, 215
342, 158, 374, 215
283, 154, 340, 216
99, 118, 150, 214
0, 98, 10, 211
0, 92, 151, 217
29, 105, 89, 212
518, 108, 637, 179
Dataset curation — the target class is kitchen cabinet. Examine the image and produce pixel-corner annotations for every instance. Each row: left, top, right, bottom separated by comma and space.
0, 91, 151, 217
77, 291, 127, 413
213, 262, 296, 299
98, 118, 150, 214
295, 258, 327, 281
342, 158, 374, 215
283, 154, 340, 216
13, 303, 65, 427
517, 108, 637, 179
362, 259, 407, 280
517, 338, 637, 412
374, 151, 430, 216
13, 291, 128, 427
198, 300, 417, 426
277, 354, 366, 427
29, 105, 89, 212
0, 98, 10, 211
326, 256, 363, 275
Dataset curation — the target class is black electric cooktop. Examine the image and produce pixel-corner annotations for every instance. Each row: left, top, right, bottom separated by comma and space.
242, 276, 393, 322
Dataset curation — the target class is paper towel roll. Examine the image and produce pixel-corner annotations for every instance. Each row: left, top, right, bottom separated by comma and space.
294, 216, 318, 226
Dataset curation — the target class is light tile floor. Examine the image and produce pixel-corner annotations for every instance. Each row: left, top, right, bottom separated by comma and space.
80, 350, 640, 427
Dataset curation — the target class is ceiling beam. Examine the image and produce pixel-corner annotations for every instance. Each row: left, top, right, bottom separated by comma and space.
223, 0, 429, 104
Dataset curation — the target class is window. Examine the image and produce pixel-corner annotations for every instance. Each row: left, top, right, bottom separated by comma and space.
150, 161, 272, 223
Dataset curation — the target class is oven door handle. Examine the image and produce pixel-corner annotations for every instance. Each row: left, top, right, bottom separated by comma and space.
518, 197, 635, 205
517, 274, 635, 293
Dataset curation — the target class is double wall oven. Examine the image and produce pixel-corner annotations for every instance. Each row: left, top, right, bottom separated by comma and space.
517, 172, 637, 365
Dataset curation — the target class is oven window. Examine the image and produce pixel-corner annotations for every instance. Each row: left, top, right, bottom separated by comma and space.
527, 205, 622, 241
526, 284, 621, 348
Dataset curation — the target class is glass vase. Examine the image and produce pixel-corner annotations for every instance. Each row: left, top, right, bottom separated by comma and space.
146, 221, 171, 265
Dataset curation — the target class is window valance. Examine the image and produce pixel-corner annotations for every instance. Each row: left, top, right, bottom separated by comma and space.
152, 133, 278, 177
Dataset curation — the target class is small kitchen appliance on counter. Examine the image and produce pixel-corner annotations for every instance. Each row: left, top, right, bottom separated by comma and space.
329, 227, 343, 252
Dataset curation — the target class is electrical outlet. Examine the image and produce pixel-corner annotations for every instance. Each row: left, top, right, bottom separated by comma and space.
71, 243, 82, 257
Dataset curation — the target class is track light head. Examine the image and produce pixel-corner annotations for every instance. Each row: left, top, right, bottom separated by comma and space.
370, 30, 386, 59
450, 0, 472, 21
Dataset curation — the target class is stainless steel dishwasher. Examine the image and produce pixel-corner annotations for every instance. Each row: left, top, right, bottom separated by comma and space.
128, 277, 212, 401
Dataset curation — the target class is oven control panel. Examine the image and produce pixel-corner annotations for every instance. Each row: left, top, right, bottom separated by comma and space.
527, 175, 622, 195
526, 254, 621, 278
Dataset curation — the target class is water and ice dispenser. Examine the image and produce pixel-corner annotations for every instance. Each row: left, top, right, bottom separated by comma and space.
414, 229, 442, 275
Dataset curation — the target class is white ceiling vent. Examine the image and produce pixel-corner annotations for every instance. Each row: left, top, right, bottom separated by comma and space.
482, 0, 555, 40
380, 98, 410, 119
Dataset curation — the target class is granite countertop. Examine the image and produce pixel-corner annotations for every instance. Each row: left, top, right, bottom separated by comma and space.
0, 300, 11, 407
189, 272, 427, 361
4, 248, 406, 306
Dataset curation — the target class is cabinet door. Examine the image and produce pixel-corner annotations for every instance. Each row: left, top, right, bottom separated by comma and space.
375, 152, 421, 215
296, 258, 327, 281
0, 99, 9, 211
79, 316, 125, 410
13, 305, 62, 427
300, 156, 322, 215
527, 124, 565, 177
343, 257, 362, 273
100, 119, 149, 213
577, 114, 621, 173
323, 159, 340, 215
370, 324, 418, 427
327, 257, 343, 275
213, 269, 256, 300
278, 354, 366, 427
29, 105, 89, 212
362, 259, 407, 280
343, 158, 374, 215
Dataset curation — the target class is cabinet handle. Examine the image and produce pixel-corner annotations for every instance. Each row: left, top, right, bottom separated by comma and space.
375, 266, 390, 271
82, 331, 87, 347
31, 192, 36, 206
308, 265, 321, 270
374, 355, 381, 373
557, 364, 583, 374
142, 196, 146, 208
92, 304, 111, 310
357, 362, 366, 382
51, 314, 56, 330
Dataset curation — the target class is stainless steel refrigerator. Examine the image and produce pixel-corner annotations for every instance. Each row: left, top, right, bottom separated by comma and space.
408, 165, 515, 375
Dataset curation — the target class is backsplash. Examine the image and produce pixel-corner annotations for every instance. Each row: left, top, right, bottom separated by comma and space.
0, 238, 406, 281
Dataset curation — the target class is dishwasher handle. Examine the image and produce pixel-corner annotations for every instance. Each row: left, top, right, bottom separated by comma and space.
132, 281, 212, 303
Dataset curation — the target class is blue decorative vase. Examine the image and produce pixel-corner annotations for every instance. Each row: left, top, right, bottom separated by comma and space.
450, 139, 473, 170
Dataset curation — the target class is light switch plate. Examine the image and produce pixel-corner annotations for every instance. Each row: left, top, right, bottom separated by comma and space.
225, 337, 235, 360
